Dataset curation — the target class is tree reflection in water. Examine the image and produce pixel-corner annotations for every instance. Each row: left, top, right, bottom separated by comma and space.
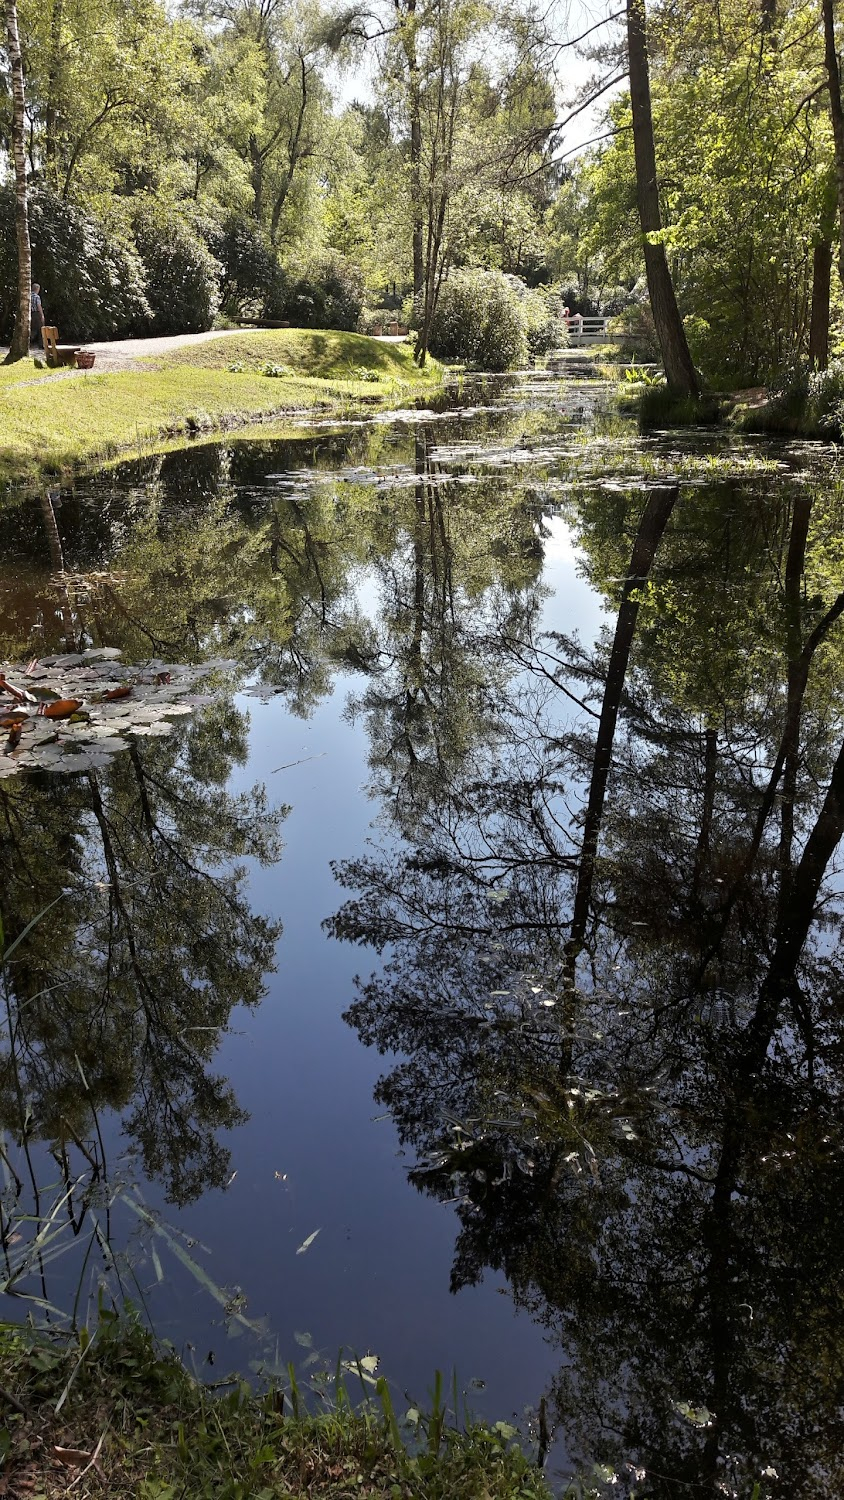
0, 700, 284, 1314
331, 474, 844, 1495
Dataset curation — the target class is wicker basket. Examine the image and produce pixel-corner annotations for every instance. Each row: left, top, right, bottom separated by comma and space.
75, 351, 96, 370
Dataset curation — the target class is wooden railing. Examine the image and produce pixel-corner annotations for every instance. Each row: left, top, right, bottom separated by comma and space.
565, 316, 611, 347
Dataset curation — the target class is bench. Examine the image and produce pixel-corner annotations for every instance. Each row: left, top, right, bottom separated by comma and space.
42, 326, 81, 368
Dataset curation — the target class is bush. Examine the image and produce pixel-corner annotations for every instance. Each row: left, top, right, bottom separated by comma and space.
806, 358, 844, 434
428, 268, 528, 371
212, 216, 276, 320
266, 250, 365, 331
133, 206, 221, 335
511, 281, 567, 358
607, 301, 661, 359
0, 187, 149, 342
358, 306, 401, 334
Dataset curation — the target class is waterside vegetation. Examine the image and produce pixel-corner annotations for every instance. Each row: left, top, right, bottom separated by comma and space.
0, 1316, 554, 1500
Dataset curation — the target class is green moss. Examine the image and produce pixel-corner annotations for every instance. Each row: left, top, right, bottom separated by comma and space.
0, 1317, 553, 1499
0, 330, 441, 487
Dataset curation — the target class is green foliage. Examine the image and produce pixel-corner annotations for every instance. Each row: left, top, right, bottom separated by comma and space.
608, 302, 661, 360
0, 1317, 553, 1499
634, 385, 724, 429
0, 187, 149, 342
734, 358, 844, 438
267, 250, 366, 332
514, 282, 568, 358
429, 268, 528, 370
806, 358, 844, 435
132, 206, 221, 335
213, 216, 276, 320
565, 5, 834, 388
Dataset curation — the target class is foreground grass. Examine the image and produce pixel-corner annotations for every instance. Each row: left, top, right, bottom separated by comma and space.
0, 330, 441, 486
0, 1317, 553, 1499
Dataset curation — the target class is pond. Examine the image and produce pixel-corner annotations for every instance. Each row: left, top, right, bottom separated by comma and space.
1, 373, 843, 1496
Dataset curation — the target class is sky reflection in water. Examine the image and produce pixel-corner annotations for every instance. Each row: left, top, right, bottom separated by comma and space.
1, 377, 842, 1496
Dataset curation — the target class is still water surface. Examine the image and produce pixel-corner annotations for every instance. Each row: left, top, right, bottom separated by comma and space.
1, 376, 842, 1495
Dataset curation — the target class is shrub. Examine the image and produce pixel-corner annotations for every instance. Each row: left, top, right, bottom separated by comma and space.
608, 300, 661, 359
806, 358, 844, 434
511, 281, 567, 358
358, 306, 399, 334
133, 206, 221, 335
0, 187, 149, 342
266, 250, 365, 331
428, 268, 528, 371
212, 216, 276, 320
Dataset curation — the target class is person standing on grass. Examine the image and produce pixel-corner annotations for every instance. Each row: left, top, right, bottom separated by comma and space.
30, 282, 44, 346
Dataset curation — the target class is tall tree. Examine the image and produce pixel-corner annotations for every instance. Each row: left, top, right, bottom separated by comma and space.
4, 0, 32, 362
626, 0, 699, 394
822, 0, 844, 290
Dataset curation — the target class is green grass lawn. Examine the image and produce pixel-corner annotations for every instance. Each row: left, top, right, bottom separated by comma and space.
0, 330, 441, 486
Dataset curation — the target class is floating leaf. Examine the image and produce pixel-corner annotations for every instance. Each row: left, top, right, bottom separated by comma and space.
38, 698, 83, 719
494, 1422, 518, 1441
295, 1229, 321, 1255
673, 1400, 714, 1427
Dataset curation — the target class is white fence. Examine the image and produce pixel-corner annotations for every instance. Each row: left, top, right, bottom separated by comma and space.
566, 316, 611, 347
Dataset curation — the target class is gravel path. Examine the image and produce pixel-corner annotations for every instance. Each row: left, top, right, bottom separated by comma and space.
1, 328, 244, 375
82, 328, 243, 370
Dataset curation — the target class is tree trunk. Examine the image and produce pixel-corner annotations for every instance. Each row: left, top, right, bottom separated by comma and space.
5, 0, 32, 363
823, 0, 844, 288
44, 0, 63, 178
249, 134, 264, 223
398, 0, 424, 299
270, 53, 308, 245
563, 483, 679, 989
626, 0, 699, 395
809, 239, 832, 369
410, 100, 424, 300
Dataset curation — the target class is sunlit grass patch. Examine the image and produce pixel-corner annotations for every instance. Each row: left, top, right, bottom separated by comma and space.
155, 327, 437, 386
0, 330, 442, 487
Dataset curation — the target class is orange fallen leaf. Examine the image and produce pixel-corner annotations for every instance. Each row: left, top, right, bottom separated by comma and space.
37, 699, 82, 719
0, 714, 28, 729
104, 684, 132, 701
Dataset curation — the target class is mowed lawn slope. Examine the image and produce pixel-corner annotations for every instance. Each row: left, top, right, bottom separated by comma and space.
0, 330, 440, 484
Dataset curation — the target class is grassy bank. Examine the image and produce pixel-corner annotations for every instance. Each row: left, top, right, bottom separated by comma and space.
0, 330, 442, 486
0, 1317, 553, 1499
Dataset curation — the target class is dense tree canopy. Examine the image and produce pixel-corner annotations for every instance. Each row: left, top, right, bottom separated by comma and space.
3, 0, 843, 382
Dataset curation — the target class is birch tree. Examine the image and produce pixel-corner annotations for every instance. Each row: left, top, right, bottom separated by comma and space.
4, 0, 32, 362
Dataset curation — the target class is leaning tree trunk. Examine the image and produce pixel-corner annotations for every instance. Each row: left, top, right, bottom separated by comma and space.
626, 0, 699, 395
823, 0, 844, 289
5, 0, 32, 363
